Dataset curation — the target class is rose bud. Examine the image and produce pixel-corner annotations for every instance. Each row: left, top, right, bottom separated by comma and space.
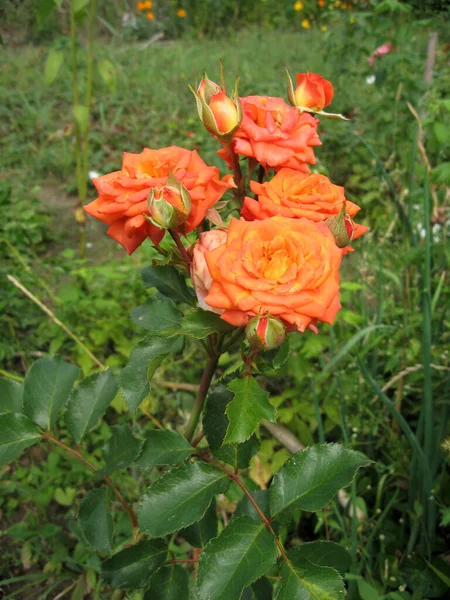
147, 173, 191, 230
325, 205, 354, 248
191, 229, 227, 313
245, 315, 286, 351
190, 74, 242, 143
286, 70, 334, 112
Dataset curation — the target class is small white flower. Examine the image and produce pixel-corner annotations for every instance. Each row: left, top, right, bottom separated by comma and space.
366, 74, 376, 85
416, 223, 426, 239
89, 170, 101, 180
86, 242, 93, 249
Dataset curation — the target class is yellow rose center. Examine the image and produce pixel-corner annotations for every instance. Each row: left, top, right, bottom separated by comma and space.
258, 239, 291, 280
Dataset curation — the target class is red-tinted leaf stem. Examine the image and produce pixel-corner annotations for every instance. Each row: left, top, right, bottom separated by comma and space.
201, 455, 289, 564
41, 432, 138, 539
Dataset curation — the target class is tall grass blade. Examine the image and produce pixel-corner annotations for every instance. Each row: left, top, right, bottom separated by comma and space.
316, 325, 392, 383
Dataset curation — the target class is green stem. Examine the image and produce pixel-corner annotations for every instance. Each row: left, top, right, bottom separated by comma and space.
170, 230, 191, 265
227, 143, 245, 207
79, 0, 96, 259
185, 353, 219, 442
70, 3, 82, 195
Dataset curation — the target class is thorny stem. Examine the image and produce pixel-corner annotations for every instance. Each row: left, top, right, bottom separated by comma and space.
185, 354, 219, 442
169, 230, 191, 265
42, 432, 138, 539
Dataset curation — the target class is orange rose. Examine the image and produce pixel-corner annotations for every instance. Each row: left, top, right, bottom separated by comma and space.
218, 96, 321, 172
241, 168, 368, 241
191, 229, 227, 313
204, 216, 342, 333
84, 147, 234, 254
293, 73, 334, 111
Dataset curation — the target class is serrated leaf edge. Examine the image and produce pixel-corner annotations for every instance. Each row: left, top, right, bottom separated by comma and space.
269, 443, 373, 519
195, 517, 278, 600
138, 462, 229, 537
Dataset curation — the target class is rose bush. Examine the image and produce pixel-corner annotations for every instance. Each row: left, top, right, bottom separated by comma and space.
2, 67, 372, 599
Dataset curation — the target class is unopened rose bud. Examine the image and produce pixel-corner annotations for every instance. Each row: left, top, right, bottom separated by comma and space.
325, 206, 354, 248
286, 69, 334, 112
190, 73, 242, 142
245, 315, 286, 351
147, 174, 191, 230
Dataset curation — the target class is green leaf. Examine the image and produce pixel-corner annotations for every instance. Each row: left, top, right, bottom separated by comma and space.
97, 425, 143, 476
23, 356, 80, 431
287, 541, 351, 578
203, 382, 260, 469
434, 123, 450, 146
73, 105, 89, 133
0, 378, 23, 413
97, 59, 117, 94
139, 461, 229, 537
242, 578, 273, 599
119, 335, 184, 413
431, 162, 450, 185
78, 488, 113, 553
145, 564, 189, 599
141, 265, 195, 306
234, 490, 270, 522
355, 579, 382, 600
196, 517, 278, 600
278, 550, 345, 600
72, 0, 90, 12
45, 49, 64, 86
54, 486, 77, 506
224, 377, 276, 444
0, 413, 42, 466
179, 309, 233, 339
130, 299, 182, 333
136, 429, 194, 470
181, 498, 218, 548
37, 0, 55, 25
65, 370, 117, 443
269, 443, 372, 521
101, 539, 167, 589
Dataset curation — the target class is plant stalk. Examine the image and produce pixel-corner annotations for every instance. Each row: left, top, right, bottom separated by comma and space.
185, 354, 219, 442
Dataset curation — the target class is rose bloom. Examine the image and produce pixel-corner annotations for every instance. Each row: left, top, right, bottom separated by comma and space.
241, 168, 368, 241
218, 96, 320, 172
203, 216, 342, 333
84, 147, 234, 254
294, 73, 334, 111
191, 229, 227, 313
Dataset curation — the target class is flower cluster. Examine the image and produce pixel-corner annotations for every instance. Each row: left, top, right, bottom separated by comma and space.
85, 69, 367, 349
